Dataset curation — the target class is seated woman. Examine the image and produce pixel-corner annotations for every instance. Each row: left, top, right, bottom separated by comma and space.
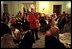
10, 23, 22, 44
1, 22, 16, 48
45, 19, 65, 48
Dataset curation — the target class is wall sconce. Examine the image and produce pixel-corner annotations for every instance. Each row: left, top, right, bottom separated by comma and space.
43, 8, 45, 10
39, 1, 47, 11
1, 1, 3, 4
39, 1, 49, 14
67, 2, 71, 8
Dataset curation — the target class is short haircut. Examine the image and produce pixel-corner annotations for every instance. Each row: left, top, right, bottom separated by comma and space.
1, 23, 11, 36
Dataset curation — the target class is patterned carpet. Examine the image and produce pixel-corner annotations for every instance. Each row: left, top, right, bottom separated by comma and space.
32, 32, 45, 48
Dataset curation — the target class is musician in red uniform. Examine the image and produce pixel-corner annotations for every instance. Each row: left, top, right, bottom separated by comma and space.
27, 8, 40, 43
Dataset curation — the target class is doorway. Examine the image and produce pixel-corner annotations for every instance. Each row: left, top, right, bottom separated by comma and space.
3, 4, 8, 13
53, 5, 62, 16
